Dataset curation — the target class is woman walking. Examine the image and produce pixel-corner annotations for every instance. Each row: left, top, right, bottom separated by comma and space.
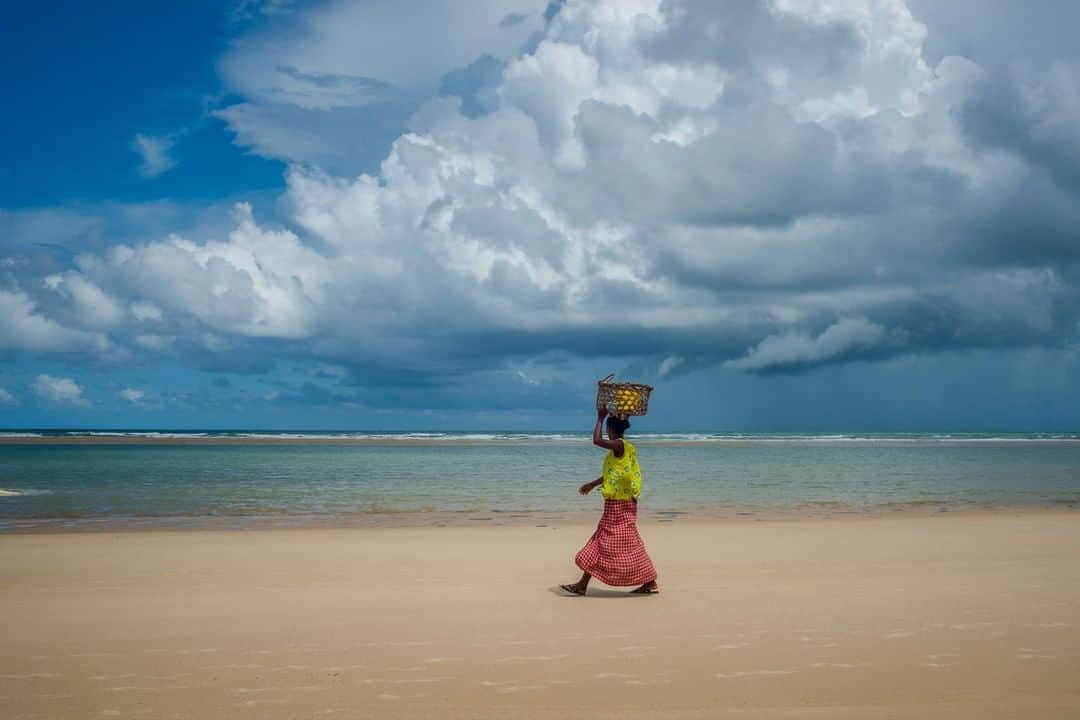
560, 407, 659, 595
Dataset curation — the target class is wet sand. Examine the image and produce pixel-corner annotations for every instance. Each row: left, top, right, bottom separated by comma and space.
2, 513, 1079, 718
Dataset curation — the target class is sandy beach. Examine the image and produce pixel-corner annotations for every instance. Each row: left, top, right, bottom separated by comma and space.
2, 513, 1078, 718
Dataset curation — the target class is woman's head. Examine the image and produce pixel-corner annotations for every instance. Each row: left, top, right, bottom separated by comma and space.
606, 415, 630, 439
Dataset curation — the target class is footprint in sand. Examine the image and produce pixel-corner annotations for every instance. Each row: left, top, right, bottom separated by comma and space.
362, 676, 451, 685
99, 710, 150, 716
71, 653, 117, 658
716, 669, 798, 679
801, 636, 839, 647
234, 699, 288, 707
494, 654, 569, 663
500, 684, 553, 693
1017, 648, 1057, 660
925, 653, 960, 668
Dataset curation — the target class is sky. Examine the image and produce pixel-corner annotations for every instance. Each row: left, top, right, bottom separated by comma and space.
2, 0, 1080, 431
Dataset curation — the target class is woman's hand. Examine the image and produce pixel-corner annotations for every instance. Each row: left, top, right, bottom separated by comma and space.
597, 406, 608, 421
579, 481, 596, 495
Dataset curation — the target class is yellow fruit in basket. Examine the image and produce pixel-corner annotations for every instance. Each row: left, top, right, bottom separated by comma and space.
599, 381, 650, 417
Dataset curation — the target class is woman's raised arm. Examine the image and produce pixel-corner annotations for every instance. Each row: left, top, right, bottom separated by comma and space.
592, 407, 623, 452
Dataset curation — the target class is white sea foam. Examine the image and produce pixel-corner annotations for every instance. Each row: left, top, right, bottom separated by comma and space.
229, 432, 585, 442
78, 432, 211, 438
0, 488, 52, 497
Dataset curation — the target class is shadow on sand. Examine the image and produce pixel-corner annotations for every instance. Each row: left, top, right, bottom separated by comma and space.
547, 585, 659, 598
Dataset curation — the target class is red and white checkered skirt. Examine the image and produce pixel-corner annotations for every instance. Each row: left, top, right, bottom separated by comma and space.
575, 499, 657, 587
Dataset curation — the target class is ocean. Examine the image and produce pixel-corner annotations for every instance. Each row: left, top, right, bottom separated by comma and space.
2, 431, 1079, 531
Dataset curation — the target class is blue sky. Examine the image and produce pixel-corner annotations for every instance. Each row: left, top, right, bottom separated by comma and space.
1, 1, 284, 207
3, 0, 1080, 431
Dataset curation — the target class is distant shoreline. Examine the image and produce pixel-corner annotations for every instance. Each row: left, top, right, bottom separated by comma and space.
3, 434, 1080, 447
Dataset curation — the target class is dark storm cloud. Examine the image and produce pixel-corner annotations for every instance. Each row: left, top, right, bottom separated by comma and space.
960, 64, 1080, 192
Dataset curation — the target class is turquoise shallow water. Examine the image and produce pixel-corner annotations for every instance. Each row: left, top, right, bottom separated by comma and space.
1, 433, 1079, 530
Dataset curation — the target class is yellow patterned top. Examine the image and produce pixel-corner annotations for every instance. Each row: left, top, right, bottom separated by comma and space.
601, 440, 643, 500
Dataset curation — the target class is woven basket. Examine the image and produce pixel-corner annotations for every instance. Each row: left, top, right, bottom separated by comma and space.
595, 374, 653, 418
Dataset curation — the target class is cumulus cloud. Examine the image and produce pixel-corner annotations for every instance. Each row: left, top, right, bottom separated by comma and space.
0, 388, 16, 405
8, 0, 1080, 405
215, 0, 545, 171
131, 133, 178, 178
118, 388, 145, 403
33, 375, 90, 407
42, 273, 126, 330
0, 290, 109, 353
77, 203, 324, 339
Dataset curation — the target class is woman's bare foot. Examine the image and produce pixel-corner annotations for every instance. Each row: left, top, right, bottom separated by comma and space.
559, 582, 588, 596
630, 580, 659, 594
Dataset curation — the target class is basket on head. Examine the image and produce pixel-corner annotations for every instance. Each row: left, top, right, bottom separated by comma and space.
596, 374, 653, 418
